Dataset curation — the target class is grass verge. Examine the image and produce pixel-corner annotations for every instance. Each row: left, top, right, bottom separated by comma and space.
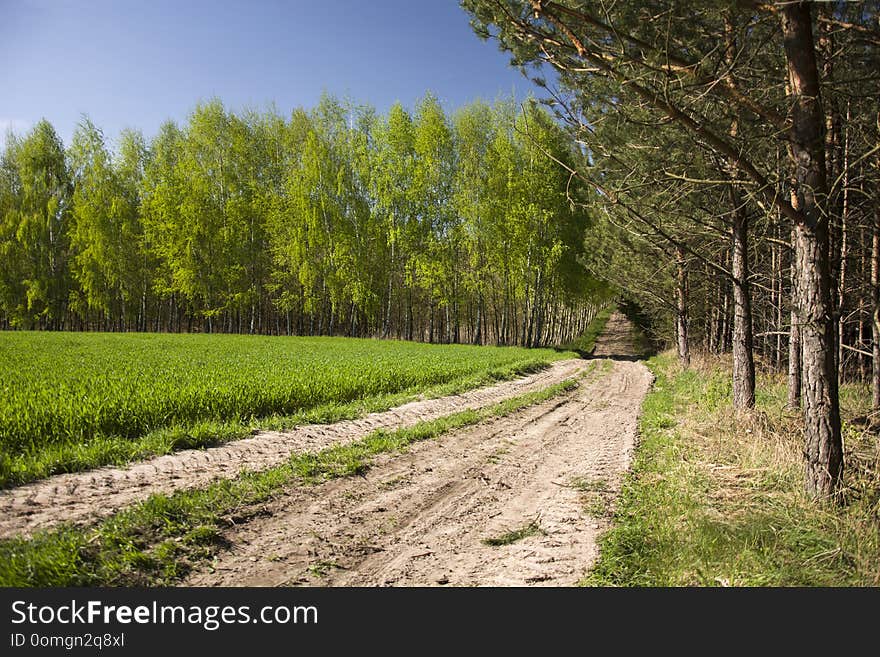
584, 352, 880, 586
0, 368, 598, 587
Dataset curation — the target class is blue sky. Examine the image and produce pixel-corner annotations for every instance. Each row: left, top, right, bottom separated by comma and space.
1, 0, 533, 146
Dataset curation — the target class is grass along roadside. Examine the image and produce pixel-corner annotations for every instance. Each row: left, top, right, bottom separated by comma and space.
584, 352, 880, 587
1, 338, 573, 489
0, 363, 604, 587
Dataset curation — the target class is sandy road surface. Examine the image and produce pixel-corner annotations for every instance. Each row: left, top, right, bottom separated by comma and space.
0, 359, 590, 539
593, 311, 643, 359
186, 312, 653, 586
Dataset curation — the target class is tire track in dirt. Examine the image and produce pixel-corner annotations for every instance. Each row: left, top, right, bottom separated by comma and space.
0, 358, 589, 539
186, 313, 653, 587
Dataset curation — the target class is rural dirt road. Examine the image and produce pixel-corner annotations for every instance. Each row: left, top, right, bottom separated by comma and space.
185, 312, 653, 586
2, 311, 653, 587
1, 355, 588, 539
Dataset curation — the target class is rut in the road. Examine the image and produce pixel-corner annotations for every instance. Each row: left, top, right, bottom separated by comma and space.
0, 358, 588, 539
186, 312, 653, 587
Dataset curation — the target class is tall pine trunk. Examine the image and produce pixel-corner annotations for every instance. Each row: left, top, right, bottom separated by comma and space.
675, 245, 690, 368
731, 188, 756, 409
780, 3, 842, 498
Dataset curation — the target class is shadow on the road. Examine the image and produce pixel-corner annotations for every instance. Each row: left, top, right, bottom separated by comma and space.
586, 353, 645, 362
550, 346, 647, 362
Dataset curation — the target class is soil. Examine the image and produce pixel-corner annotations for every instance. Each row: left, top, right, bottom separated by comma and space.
183, 312, 653, 587
1, 358, 589, 539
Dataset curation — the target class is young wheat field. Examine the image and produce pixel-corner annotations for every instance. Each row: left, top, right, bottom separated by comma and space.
0, 332, 570, 487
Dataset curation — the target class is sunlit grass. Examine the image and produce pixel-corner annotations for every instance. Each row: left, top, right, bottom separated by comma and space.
0, 332, 575, 487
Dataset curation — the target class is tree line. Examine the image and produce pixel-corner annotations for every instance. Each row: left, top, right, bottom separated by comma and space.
0, 94, 608, 346
462, 0, 879, 497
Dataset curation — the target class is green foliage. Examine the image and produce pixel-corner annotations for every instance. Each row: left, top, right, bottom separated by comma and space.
68, 118, 147, 322
0, 120, 71, 328
0, 331, 573, 487
560, 305, 614, 355
1, 93, 609, 344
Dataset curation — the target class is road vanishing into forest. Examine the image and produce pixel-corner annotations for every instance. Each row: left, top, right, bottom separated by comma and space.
186, 312, 653, 586
3, 312, 653, 586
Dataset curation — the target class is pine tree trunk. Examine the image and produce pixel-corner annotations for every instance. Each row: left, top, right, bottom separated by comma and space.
731, 189, 755, 409
794, 221, 842, 496
780, 3, 842, 498
675, 245, 690, 368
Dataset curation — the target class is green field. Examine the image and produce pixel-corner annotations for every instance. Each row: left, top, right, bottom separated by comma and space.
0, 332, 573, 487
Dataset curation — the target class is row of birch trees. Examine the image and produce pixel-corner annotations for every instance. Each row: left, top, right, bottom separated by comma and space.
0, 93, 608, 346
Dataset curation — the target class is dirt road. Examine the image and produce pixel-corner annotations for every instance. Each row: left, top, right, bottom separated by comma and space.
186, 312, 653, 586
593, 310, 643, 359
1, 359, 589, 539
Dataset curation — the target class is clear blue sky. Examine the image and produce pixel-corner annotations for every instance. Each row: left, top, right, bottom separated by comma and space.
1, 0, 532, 146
